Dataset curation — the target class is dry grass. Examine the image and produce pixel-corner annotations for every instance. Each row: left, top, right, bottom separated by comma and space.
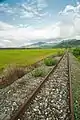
0, 64, 26, 88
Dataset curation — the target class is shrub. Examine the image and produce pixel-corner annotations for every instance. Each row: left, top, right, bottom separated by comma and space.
32, 68, 45, 77
57, 51, 63, 56
73, 48, 80, 56
44, 58, 57, 66
2, 64, 26, 84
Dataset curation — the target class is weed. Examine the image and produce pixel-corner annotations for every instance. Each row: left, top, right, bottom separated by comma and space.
57, 51, 63, 56
32, 68, 45, 77
0, 64, 26, 87
73, 48, 80, 56
44, 58, 57, 66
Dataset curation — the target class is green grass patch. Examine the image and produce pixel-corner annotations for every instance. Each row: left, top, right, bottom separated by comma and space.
71, 54, 80, 120
32, 68, 45, 77
72, 48, 80, 62
44, 58, 57, 66
0, 48, 64, 72
72, 73, 80, 120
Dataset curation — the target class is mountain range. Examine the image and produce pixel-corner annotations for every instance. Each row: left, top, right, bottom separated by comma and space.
0, 39, 80, 49
22, 39, 80, 48
54, 39, 80, 48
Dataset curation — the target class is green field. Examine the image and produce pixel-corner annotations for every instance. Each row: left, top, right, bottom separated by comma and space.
72, 48, 80, 62
0, 49, 64, 71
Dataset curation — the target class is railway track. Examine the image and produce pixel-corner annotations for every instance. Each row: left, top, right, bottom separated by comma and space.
0, 53, 61, 120
10, 52, 74, 120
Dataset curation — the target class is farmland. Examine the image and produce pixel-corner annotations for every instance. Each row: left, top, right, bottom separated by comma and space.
0, 48, 64, 71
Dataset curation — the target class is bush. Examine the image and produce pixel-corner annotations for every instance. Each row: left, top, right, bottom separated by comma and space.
32, 68, 45, 77
2, 64, 26, 84
57, 51, 63, 56
73, 48, 80, 56
44, 58, 57, 66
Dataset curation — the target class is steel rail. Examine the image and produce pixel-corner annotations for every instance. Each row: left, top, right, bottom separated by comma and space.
10, 53, 65, 120
67, 52, 74, 120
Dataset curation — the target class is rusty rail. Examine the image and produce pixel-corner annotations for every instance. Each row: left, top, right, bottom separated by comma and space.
10, 52, 74, 120
10, 53, 65, 120
67, 52, 74, 120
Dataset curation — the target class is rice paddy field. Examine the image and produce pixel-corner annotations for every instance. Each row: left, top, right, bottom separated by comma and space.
0, 48, 64, 71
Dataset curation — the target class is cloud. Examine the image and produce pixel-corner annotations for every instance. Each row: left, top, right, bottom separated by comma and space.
59, 5, 75, 15
0, 0, 49, 20
0, 21, 60, 47
59, 2, 80, 17
20, 0, 49, 18
58, 2, 80, 39
0, 21, 14, 30
1, 1, 80, 47
0, 11, 80, 48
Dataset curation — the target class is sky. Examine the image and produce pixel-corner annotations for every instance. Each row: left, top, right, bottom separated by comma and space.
0, 0, 80, 47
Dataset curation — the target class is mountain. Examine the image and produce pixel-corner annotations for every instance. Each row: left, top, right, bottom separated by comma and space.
53, 39, 80, 48
22, 41, 57, 48
21, 39, 80, 49
29, 42, 46, 47
22, 42, 46, 48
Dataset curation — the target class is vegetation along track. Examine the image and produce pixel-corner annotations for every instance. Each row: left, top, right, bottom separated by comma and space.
10, 52, 74, 120
0, 53, 60, 119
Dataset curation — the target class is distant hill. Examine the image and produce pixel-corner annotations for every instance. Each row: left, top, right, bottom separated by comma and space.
31, 42, 46, 46
22, 41, 57, 48
22, 42, 46, 48
25, 39, 80, 48
1, 39, 79, 49
20, 39, 80, 49
53, 39, 80, 48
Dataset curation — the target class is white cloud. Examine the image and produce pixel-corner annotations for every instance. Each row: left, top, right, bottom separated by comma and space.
0, 0, 49, 20
1, 2, 80, 47
58, 2, 80, 39
0, 21, 14, 30
59, 5, 75, 15
0, 21, 60, 47
1, 9, 80, 48
74, 17, 80, 33
59, 2, 80, 17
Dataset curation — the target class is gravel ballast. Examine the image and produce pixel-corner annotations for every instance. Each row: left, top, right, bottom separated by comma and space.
0, 56, 59, 120
19, 54, 71, 120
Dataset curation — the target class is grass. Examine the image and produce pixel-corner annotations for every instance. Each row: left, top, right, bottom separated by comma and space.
0, 48, 64, 72
32, 68, 45, 77
0, 65, 26, 88
44, 58, 57, 66
71, 51, 80, 119
72, 48, 80, 62
72, 71, 80, 120
77, 56, 80, 61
